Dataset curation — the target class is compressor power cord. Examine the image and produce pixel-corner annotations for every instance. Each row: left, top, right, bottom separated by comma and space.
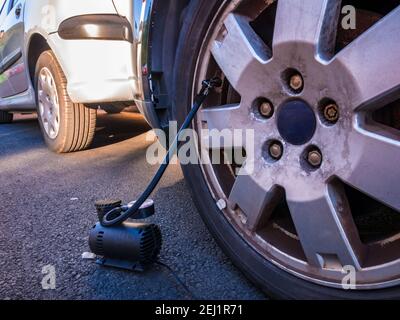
101, 77, 222, 227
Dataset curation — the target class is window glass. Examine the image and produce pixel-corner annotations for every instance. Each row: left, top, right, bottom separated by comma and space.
7, 0, 14, 13
0, 1, 7, 15
0, 0, 9, 26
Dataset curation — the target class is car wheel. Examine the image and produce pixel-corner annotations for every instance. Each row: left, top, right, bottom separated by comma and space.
173, 0, 400, 299
0, 110, 13, 124
35, 50, 97, 153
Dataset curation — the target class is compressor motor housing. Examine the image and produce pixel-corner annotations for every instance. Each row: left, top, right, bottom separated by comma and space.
89, 222, 162, 271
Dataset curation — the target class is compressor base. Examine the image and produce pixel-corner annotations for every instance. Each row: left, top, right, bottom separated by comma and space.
96, 257, 147, 272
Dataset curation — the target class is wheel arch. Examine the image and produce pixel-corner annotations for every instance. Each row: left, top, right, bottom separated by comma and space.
144, 0, 191, 130
26, 33, 51, 87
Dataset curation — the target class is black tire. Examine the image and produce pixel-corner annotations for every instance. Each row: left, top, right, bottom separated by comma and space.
172, 0, 400, 300
0, 110, 13, 124
35, 50, 97, 153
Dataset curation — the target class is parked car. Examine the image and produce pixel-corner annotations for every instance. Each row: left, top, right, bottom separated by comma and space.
4, 0, 400, 299
0, 0, 136, 152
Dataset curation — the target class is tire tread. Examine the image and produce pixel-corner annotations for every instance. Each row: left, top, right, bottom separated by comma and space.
0, 111, 13, 124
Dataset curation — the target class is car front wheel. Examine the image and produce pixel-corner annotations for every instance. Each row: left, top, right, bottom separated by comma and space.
173, 0, 400, 299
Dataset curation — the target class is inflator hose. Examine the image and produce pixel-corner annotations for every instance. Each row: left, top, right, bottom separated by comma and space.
101, 77, 222, 227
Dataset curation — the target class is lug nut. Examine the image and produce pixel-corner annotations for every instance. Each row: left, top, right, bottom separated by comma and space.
259, 101, 274, 118
289, 74, 304, 91
269, 142, 283, 160
307, 150, 323, 168
324, 103, 339, 123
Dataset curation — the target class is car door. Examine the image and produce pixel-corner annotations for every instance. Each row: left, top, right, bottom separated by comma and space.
0, 0, 14, 98
0, 0, 28, 97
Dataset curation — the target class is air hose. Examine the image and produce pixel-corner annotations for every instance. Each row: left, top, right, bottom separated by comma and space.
101, 77, 222, 227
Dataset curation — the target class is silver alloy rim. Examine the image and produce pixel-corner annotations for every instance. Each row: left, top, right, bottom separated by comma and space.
194, 0, 400, 289
38, 67, 60, 139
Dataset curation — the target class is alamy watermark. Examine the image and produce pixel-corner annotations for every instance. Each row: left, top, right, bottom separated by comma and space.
342, 265, 357, 290
39, 3, 357, 31
146, 122, 255, 175
341, 5, 357, 30
40, 5, 56, 30
41, 265, 56, 290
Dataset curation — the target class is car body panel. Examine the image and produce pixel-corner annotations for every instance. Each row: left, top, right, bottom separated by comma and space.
25, 0, 118, 34
0, 0, 141, 113
130, 0, 191, 130
0, 0, 163, 129
47, 33, 137, 103
0, 1, 28, 97
131, 0, 161, 128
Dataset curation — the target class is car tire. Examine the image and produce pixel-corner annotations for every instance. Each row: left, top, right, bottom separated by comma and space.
35, 50, 97, 153
172, 0, 400, 300
0, 111, 13, 124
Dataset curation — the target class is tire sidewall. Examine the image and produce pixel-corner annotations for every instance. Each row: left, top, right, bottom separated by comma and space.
172, 0, 400, 300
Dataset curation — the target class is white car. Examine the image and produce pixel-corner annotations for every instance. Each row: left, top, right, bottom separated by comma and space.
3, 0, 400, 299
0, 0, 137, 152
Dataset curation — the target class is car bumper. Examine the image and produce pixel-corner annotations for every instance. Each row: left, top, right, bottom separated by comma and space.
47, 33, 138, 104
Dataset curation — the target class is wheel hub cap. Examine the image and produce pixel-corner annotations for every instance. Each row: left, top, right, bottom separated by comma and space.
38, 67, 60, 140
277, 100, 316, 145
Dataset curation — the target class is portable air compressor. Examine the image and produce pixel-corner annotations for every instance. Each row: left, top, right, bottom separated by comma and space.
87, 78, 222, 272
89, 222, 162, 271
89, 199, 162, 271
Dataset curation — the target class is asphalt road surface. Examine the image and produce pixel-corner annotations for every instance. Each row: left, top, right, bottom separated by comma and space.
0, 111, 265, 300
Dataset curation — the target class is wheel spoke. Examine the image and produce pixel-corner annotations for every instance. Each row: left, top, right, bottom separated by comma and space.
48, 120, 54, 135
38, 89, 47, 103
286, 183, 365, 269
201, 103, 250, 149
229, 165, 281, 232
211, 13, 271, 95
47, 74, 54, 94
44, 98, 53, 115
273, 0, 340, 55
43, 117, 50, 134
49, 113, 57, 130
333, 7, 400, 110
40, 73, 51, 94
339, 124, 400, 211
201, 104, 245, 131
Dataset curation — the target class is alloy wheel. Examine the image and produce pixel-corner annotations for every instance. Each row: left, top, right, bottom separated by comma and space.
193, 0, 400, 289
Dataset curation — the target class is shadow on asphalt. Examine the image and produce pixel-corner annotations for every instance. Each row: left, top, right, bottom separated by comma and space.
0, 114, 42, 158
0, 110, 266, 300
84, 178, 264, 300
0, 111, 151, 157
90, 111, 151, 150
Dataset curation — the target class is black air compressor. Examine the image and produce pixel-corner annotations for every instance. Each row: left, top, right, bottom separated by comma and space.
89, 199, 162, 271
89, 221, 162, 271
87, 78, 222, 272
